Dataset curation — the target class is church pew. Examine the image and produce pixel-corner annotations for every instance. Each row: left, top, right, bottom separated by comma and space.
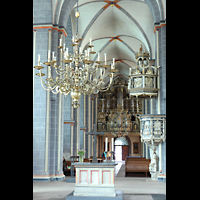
125, 157, 151, 177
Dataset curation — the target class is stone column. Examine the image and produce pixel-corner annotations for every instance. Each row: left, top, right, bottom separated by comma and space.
33, 30, 37, 113
33, 28, 48, 181
156, 29, 161, 115
83, 94, 86, 155
57, 33, 63, 173
88, 95, 91, 158
77, 100, 80, 154
71, 124, 74, 156
44, 29, 52, 173
91, 98, 94, 156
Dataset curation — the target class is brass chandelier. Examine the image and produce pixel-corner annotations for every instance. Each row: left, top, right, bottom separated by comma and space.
34, 0, 117, 108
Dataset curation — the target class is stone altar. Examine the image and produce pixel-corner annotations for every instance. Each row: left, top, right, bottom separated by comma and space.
66, 162, 123, 200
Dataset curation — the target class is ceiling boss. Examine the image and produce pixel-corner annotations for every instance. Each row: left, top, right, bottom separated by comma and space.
34, 0, 118, 108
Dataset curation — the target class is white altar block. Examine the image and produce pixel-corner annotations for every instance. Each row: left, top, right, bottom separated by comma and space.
73, 162, 117, 197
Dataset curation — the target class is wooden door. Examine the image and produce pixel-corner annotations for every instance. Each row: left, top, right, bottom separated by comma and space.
122, 146, 129, 160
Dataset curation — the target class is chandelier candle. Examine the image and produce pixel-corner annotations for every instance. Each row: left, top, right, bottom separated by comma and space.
111, 58, 115, 69
104, 53, 107, 64
66, 48, 68, 56
129, 67, 131, 75
48, 50, 51, 62
98, 52, 100, 61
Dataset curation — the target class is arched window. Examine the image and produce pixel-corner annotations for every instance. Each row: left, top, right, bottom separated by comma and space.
114, 137, 129, 145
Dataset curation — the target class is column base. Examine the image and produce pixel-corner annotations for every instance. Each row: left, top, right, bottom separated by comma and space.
158, 173, 166, 182
33, 174, 65, 182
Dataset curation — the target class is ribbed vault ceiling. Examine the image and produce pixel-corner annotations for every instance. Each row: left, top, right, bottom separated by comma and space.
69, 0, 165, 82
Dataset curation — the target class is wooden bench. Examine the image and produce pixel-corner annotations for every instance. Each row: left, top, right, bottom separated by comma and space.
125, 156, 151, 177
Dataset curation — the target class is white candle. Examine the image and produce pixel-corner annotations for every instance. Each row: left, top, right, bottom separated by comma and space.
88, 49, 90, 60
79, 47, 81, 54
52, 51, 55, 60
63, 43, 65, 51
59, 38, 62, 46
54, 56, 56, 61
66, 47, 68, 56
129, 67, 131, 75
104, 53, 106, 64
111, 138, 114, 152
90, 38, 92, 45
111, 58, 115, 69
85, 50, 87, 57
38, 54, 40, 65
100, 68, 103, 79
113, 58, 115, 66
72, 36, 74, 42
98, 52, 100, 61
105, 137, 108, 152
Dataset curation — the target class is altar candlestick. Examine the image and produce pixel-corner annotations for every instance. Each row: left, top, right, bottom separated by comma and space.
111, 138, 114, 152
105, 137, 108, 152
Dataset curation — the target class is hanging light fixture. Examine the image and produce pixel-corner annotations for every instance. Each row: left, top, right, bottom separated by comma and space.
34, 0, 116, 108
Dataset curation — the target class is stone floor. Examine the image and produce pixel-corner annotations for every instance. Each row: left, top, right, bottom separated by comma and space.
33, 161, 166, 200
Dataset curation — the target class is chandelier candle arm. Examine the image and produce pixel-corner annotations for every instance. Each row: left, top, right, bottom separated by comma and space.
97, 73, 113, 92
